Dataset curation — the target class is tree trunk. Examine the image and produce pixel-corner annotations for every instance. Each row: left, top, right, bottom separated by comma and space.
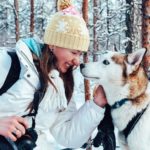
142, 0, 150, 51
82, 0, 88, 23
106, 0, 110, 50
82, 0, 91, 102
125, 0, 133, 53
82, 0, 91, 149
56, 0, 58, 11
132, 0, 143, 50
142, 0, 150, 71
93, 0, 99, 62
14, 0, 19, 41
30, 0, 34, 36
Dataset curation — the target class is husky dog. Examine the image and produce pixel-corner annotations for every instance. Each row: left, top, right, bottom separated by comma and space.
81, 49, 150, 150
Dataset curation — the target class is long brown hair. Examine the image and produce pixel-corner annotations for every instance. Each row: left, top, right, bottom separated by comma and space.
29, 44, 74, 111
38, 44, 74, 102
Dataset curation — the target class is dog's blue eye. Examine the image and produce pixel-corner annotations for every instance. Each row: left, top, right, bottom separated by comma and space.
103, 60, 110, 65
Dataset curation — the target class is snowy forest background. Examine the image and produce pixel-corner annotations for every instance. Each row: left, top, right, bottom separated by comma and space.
1, 0, 150, 52
0, 0, 150, 150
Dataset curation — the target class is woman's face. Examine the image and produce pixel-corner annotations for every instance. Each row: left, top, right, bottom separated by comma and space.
50, 46, 82, 73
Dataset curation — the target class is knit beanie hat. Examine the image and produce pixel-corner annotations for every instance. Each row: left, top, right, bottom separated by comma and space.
43, 0, 90, 52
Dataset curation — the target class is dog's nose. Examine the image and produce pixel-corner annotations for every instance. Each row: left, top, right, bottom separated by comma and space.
80, 64, 85, 70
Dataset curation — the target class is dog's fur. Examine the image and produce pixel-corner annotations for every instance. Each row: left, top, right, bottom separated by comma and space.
81, 49, 150, 150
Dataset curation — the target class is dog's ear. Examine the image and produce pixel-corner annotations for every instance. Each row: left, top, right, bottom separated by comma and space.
125, 48, 147, 75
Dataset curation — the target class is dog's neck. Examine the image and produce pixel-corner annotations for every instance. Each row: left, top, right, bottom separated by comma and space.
107, 82, 150, 131
103, 83, 130, 106
104, 83, 150, 106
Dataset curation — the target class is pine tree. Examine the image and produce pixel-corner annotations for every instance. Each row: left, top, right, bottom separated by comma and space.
30, 0, 34, 36
14, 0, 19, 41
142, 0, 150, 71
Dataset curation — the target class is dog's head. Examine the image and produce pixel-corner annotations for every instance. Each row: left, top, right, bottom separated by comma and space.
81, 49, 149, 104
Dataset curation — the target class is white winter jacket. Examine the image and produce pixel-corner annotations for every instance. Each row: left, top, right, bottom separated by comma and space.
0, 40, 105, 150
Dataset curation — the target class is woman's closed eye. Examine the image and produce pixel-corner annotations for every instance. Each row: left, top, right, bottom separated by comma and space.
71, 51, 82, 56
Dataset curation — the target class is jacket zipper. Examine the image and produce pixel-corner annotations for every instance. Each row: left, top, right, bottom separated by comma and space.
19, 50, 40, 89
19, 50, 39, 76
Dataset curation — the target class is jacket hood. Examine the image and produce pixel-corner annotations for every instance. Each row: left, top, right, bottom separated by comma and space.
22, 37, 44, 58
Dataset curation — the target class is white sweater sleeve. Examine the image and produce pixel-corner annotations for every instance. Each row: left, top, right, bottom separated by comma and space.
50, 99, 105, 148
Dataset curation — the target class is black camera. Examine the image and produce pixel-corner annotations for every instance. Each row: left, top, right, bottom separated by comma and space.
15, 128, 38, 150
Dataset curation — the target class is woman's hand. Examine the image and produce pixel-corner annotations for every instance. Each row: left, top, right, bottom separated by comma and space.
93, 85, 107, 108
0, 116, 29, 141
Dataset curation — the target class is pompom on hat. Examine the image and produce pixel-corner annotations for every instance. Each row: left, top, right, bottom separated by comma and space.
43, 0, 90, 52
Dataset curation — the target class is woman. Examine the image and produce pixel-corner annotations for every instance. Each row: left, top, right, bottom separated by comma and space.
0, 0, 107, 149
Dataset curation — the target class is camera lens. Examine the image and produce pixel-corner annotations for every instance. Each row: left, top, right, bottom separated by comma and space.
15, 128, 38, 150
17, 138, 36, 150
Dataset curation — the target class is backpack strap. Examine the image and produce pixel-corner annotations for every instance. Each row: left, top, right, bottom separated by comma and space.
22, 59, 46, 129
0, 52, 21, 95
